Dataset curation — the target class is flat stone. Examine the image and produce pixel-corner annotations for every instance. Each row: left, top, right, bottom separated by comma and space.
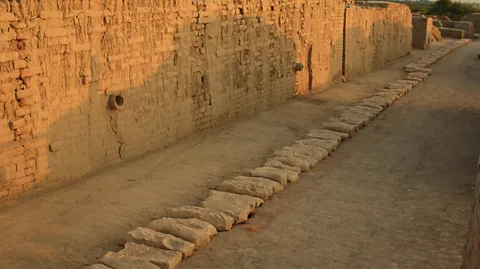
375, 92, 398, 102
404, 76, 423, 82
217, 176, 283, 200
277, 168, 300, 182
323, 121, 358, 136
249, 166, 288, 186
386, 82, 405, 89
408, 72, 429, 80
166, 206, 234, 231
414, 67, 432, 74
283, 143, 328, 161
100, 251, 160, 269
295, 138, 339, 153
127, 227, 195, 258
268, 156, 310, 172
307, 129, 349, 142
85, 265, 112, 269
346, 107, 377, 119
264, 159, 301, 174
147, 218, 210, 249
273, 149, 317, 168
395, 79, 417, 87
353, 105, 383, 116
160, 218, 217, 236
404, 63, 426, 70
339, 111, 370, 127
118, 242, 182, 269
379, 89, 405, 99
201, 190, 264, 224
359, 96, 392, 108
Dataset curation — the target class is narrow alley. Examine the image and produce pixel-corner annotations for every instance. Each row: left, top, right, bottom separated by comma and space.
178, 41, 480, 269
0, 40, 479, 269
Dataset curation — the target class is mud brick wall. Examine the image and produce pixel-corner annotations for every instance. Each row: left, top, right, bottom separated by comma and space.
462, 13, 480, 33
344, 2, 412, 78
441, 21, 474, 38
440, 27, 465, 39
0, 0, 348, 200
462, 158, 480, 269
412, 17, 433, 50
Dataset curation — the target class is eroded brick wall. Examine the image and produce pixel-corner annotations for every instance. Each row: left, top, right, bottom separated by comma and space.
0, 0, 349, 200
462, 13, 480, 33
344, 2, 412, 78
412, 17, 433, 50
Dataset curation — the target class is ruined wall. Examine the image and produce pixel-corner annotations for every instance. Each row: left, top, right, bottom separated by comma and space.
462, 158, 480, 269
442, 21, 474, 38
412, 17, 433, 50
0, 0, 347, 200
462, 13, 480, 33
344, 2, 412, 78
440, 27, 465, 39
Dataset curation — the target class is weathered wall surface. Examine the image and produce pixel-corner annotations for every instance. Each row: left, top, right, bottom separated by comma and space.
462, 13, 480, 33
462, 158, 480, 269
0, 0, 350, 200
442, 20, 474, 38
440, 27, 466, 39
412, 17, 433, 50
344, 2, 412, 78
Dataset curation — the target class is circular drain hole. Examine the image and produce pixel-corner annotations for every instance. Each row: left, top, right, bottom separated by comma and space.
109, 94, 125, 110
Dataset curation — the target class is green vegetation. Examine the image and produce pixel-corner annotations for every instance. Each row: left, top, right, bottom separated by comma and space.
427, 0, 480, 20
408, 2, 431, 14
404, 0, 480, 21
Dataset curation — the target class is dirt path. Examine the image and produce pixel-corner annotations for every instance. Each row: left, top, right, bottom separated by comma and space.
178, 41, 480, 269
0, 40, 474, 269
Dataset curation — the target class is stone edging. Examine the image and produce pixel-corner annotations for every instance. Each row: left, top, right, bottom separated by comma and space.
85, 39, 470, 269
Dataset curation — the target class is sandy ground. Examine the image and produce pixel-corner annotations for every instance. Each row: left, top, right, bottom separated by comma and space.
0, 39, 474, 269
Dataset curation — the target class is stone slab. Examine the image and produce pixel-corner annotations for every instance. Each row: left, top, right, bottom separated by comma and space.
394, 80, 416, 88
249, 166, 288, 186
404, 63, 426, 70
359, 96, 393, 108
100, 251, 160, 269
387, 82, 406, 90
166, 206, 234, 231
127, 227, 195, 258
307, 129, 349, 142
283, 143, 328, 161
118, 242, 182, 269
273, 149, 317, 168
339, 111, 370, 127
268, 156, 310, 172
346, 107, 377, 119
217, 176, 283, 200
353, 105, 383, 116
147, 218, 210, 249
379, 88, 405, 99
375, 92, 398, 102
295, 138, 339, 153
404, 76, 424, 82
264, 159, 301, 174
408, 72, 429, 80
161, 218, 217, 236
323, 121, 358, 136
201, 190, 264, 224
85, 265, 112, 269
